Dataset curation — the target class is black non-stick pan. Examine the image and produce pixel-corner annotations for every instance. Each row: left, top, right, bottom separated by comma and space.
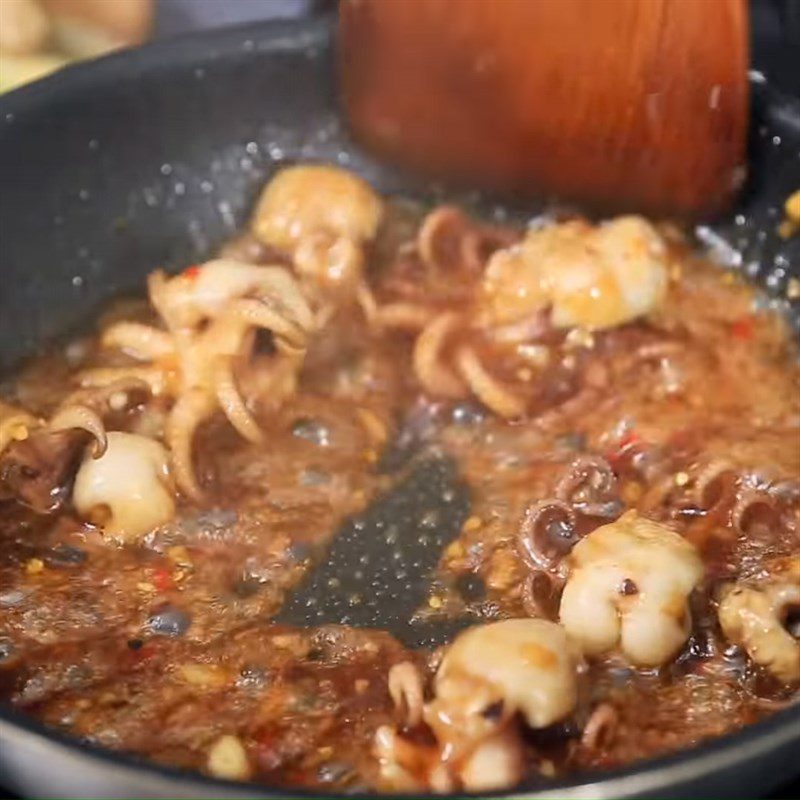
1, 14, 799, 800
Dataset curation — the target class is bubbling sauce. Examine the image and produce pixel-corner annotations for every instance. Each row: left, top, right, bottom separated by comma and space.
1, 166, 798, 792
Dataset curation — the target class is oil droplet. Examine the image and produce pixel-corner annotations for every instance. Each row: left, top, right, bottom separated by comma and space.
160, 163, 173, 176
217, 201, 235, 228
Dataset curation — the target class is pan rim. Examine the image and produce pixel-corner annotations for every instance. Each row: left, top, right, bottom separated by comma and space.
2, 689, 799, 798
1, 14, 798, 800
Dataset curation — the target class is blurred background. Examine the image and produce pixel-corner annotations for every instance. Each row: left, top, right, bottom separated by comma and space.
1, 0, 798, 95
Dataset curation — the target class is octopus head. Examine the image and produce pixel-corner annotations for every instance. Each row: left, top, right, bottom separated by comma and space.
559, 511, 703, 667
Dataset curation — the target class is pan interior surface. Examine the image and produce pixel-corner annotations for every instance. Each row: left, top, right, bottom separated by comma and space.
1, 17, 799, 800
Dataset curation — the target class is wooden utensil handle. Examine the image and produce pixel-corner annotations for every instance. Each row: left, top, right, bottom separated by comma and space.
340, 0, 749, 217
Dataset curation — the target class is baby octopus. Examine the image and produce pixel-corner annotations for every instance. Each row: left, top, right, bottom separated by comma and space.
250, 165, 383, 308
0, 399, 105, 461
0, 393, 118, 511
79, 259, 313, 498
73, 431, 175, 542
412, 216, 669, 418
718, 556, 800, 684
559, 511, 704, 667
376, 619, 581, 792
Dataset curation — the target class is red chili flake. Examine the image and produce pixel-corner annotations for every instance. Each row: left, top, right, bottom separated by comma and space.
730, 316, 755, 341
183, 264, 202, 280
618, 431, 641, 450
152, 566, 174, 592
254, 731, 282, 771
125, 641, 157, 664
605, 430, 641, 471
134, 643, 157, 661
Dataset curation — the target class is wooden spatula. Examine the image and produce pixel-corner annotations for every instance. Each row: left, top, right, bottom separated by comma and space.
339, 0, 749, 217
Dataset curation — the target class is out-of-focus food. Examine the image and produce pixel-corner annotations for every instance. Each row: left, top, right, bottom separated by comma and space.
0, 0, 152, 93
718, 557, 800, 684
0, 0, 52, 56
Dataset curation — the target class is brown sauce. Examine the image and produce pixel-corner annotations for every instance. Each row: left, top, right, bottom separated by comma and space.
1, 175, 798, 792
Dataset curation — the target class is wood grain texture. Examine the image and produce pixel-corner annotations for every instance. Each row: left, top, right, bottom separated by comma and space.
339, 0, 749, 217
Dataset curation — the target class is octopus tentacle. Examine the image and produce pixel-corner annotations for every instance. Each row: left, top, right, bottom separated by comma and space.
611, 340, 685, 377
413, 312, 467, 398
165, 388, 214, 499
95, 262, 313, 497
417, 206, 465, 270
555, 454, 620, 518
212, 356, 264, 444
251, 267, 316, 332
691, 459, 737, 510
375, 303, 437, 332
581, 703, 619, 750
363, 273, 437, 334
730, 486, 779, 536
226, 298, 307, 349
101, 322, 175, 360
516, 499, 578, 571
358, 280, 433, 332
356, 281, 379, 326
486, 311, 551, 345
520, 570, 562, 620
456, 346, 526, 419
417, 205, 514, 274
639, 473, 679, 515
388, 662, 424, 728
48, 405, 107, 457
79, 366, 171, 397
459, 224, 518, 274
531, 388, 604, 432
146, 270, 173, 327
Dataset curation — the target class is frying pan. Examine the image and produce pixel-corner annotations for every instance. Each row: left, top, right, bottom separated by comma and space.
1, 14, 799, 800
